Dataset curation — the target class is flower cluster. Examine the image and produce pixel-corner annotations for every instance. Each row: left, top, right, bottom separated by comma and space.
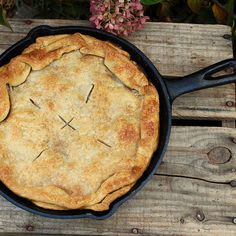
90, 0, 149, 36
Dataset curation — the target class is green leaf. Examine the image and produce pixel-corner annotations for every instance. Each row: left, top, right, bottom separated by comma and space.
141, 0, 164, 6
225, 0, 234, 26
187, 0, 203, 13
0, 6, 13, 31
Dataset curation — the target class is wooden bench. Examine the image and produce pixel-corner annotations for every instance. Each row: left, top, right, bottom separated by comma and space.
0, 19, 235, 235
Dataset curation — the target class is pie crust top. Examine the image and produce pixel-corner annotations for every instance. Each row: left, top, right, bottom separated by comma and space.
0, 33, 159, 211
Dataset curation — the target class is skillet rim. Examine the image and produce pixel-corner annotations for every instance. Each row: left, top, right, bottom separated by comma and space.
0, 25, 172, 219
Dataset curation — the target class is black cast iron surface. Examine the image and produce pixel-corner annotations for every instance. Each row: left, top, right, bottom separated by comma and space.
0, 26, 235, 219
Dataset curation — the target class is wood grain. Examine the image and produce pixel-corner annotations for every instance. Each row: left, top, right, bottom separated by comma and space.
222, 120, 236, 128
0, 176, 235, 235
0, 127, 234, 235
172, 85, 235, 120
159, 126, 236, 182
0, 20, 235, 235
0, 19, 235, 120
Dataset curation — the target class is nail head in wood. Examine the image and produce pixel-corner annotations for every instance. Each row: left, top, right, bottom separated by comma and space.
232, 218, 236, 224
180, 218, 185, 224
230, 180, 236, 187
207, 147, 232, 165
131, 228, 139, 234
196, 210, 205, 222
226, 101, 234, 107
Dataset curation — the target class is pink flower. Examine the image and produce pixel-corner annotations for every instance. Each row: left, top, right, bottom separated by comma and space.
89, 0, 149, 36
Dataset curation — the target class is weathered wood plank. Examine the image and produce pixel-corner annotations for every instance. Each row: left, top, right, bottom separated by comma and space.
222, 120, 236, 128
0, 19, 90, 33
172, 85, 235, 120
129, 23, 233, 76
1, 20, 233, 76
0, 126, 234, 235
159, 126, 236, 182
0, 44, 10, 54
0, 175, 235, 235
0, 19, 235, 120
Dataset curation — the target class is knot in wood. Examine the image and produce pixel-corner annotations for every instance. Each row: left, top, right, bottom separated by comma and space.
25, 224, 34, 231
180, 218, 185, 224
223, 34, 232, 40
207, 147, 232, 165
232, 138, 236, 144
24, 20, 32, 25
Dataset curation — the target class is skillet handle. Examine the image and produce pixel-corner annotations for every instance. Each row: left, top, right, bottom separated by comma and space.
163, 58, 236, 103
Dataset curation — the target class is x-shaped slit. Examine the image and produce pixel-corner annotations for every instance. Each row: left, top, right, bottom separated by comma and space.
58, 115, 76, 130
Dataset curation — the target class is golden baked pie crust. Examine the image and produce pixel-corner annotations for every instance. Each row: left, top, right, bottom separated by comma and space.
0, 33, 159, 211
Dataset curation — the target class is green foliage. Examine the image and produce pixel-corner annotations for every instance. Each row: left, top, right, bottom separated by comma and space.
143, 0, 235, 55
187, 0, 204, 13
143, 0, 234, 25
0, 5, 12, 31
225, 0, 234, 25
18, 0, 90, 19
141, 0, 164, 5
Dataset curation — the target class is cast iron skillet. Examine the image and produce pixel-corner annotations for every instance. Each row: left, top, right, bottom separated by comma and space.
0, 25, 236, 219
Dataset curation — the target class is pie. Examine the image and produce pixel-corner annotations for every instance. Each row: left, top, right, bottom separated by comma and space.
0, 33, 159, 211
